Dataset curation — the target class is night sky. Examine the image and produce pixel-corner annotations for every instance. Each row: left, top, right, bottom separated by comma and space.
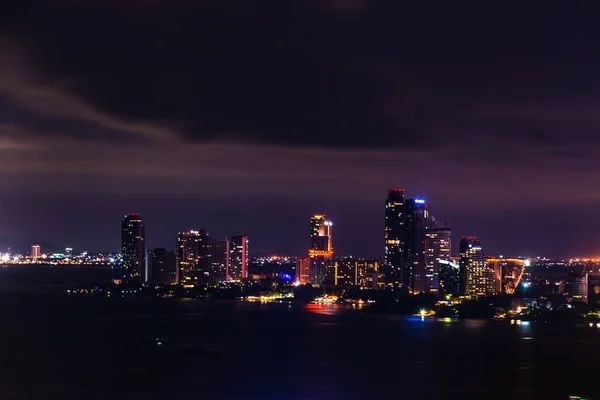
2, 1, 600, 258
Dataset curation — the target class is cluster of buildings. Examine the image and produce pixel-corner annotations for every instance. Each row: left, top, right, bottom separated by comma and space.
0, 245, 120, 266
121, 213, 248, 286
295, 189, 532, 298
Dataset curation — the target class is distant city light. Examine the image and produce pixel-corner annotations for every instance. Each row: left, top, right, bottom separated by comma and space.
414, 199, 425, 204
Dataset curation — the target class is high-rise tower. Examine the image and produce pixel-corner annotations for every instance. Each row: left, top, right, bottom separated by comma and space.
121, 213, 146, 282
424, 227, 451, 293
176, 230, 202, 285
384, 188, 405, 286
309, 215, 333, 285
228, 235, 249, 281
402, 198, 428, 293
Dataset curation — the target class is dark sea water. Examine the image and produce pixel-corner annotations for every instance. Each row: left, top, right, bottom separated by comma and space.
0, 266, 598, 400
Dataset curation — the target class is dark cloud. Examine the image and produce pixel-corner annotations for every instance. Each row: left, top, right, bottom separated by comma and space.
2, 1, 600, 150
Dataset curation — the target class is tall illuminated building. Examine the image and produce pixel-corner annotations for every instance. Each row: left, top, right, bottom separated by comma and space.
31, 244, 41, 259
296, 257, 310, 284
309, 215, 333, 285
121, 213, 146, 282
228, 235, 249, 280
402, 198, 428, 293
384, 188, 405, 286
459, 236, 494, 296
176, 230, 202, 285
424, 227, 451, 293
384, 190, 436, 293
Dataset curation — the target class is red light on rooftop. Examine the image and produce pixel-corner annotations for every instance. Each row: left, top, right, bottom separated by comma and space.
389, 188, 404, 192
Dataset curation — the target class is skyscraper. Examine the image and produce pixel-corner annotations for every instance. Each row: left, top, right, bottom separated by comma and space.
228, 235, 249, 280
308, 214, 333, 285
459, 236, 494, 297
151, 248, 177, 285
384, 188, 405, 286
402, 198, 427, 293
176, 230, 202, 286
424, 227, 451, 293
31, 244, 41, 259
121, 213, 146, 282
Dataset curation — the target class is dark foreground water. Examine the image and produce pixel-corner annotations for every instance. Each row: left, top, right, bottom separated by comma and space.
0, 267, 598, 399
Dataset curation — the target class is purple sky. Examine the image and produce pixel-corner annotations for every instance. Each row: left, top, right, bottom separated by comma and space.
2, 1, 600, 258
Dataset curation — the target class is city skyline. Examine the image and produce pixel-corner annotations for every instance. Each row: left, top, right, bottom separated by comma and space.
2, 192, 598, 260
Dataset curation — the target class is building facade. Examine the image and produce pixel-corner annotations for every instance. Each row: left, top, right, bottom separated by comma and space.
121, 213, 146, 282
296, 257, 310, 284
384, 188, 405, 286
207, 237, 228, 284
566, 272, 589, 303
403, 198, 428, 293
333, 257, 380, 287
439, 258, 461, 297
228, 235, 249, 280
486, 257, 526, 294
151, 248, 177, 285
176, 230, 202, 286
424, 228, 451, 293
309, 215, 333, 285
31, 245, 41, 259
177, 229, 230, 285
459, 237, 494, 296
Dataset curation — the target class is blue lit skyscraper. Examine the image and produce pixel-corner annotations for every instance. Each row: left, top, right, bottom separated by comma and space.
402, 198, 428, 293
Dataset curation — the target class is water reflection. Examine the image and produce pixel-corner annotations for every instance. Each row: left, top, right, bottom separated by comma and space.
304, 303, 341, 315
